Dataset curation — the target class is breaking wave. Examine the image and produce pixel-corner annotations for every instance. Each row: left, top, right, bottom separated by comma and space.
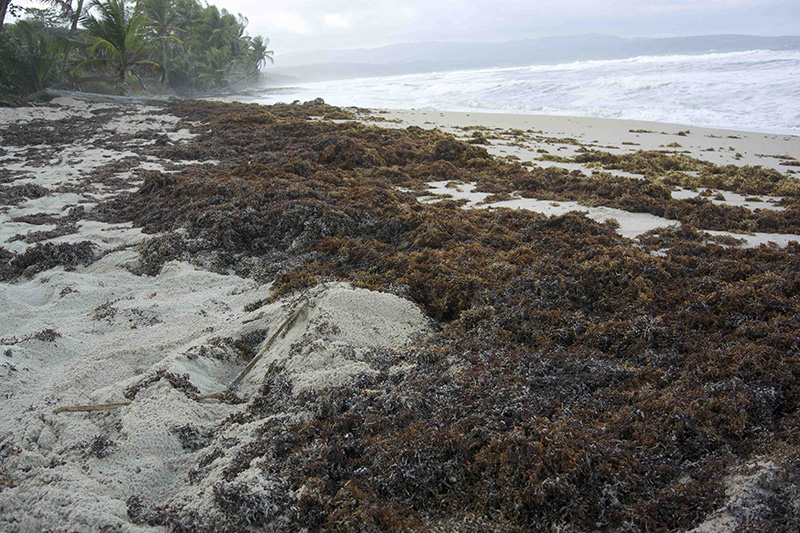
259, 49, 800, 134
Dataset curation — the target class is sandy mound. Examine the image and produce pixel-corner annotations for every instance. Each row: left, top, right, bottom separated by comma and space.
0, 249, 427, 530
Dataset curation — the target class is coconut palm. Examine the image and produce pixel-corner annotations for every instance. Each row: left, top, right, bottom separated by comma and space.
249, 35, 273, 70
140, 0, 181, 83
197, 46, 229, 90
16, 20, 61, 90
0, 0, 12, 33
77, 0, 161, 93
171, 0, 200, 44
3, 0, 271, 98
40, 0, 87, 76
195, 5, 247, 55
0, 20, 60, 94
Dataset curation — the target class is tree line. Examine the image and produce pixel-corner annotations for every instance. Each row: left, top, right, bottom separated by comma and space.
0, 0, 273, 100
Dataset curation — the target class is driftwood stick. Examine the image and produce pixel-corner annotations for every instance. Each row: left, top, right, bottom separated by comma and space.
196, 391, 229, 401
43, 89, 173, 105
229, 299, 308, 389
55, 402, 131, 414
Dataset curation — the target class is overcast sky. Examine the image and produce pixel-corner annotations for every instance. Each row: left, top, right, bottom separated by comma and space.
12, 0, 799, 54
224, 0, 800, 55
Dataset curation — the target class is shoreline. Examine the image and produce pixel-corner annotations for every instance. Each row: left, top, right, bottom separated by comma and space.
375, 105, 800, 138
361, 106, 800, 247
207, 85, 798, 138
371, 108, 800, 171
211, 91, 800, 166
220, 45, 800, 137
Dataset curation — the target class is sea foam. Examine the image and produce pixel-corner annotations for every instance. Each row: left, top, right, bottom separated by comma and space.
258, 49, 800, 134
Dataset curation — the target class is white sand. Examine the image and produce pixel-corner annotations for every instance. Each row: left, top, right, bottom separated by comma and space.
167, 282, 429, 523
0, 250, 427, 530
420, 180, 674, 239
0, 98, 189, 257
233, 282, 429, 395
0, 96, 113, 123
370, 108, 799, 248
104, 105, 194, 142
690, 461, 791, 533
671, 187, 785, 211
0, 255, 260, 531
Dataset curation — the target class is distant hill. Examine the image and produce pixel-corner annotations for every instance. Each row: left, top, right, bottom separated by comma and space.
264, 34, 800, 83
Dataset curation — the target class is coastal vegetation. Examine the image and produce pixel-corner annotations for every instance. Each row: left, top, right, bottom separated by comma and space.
0, 0, 271, 101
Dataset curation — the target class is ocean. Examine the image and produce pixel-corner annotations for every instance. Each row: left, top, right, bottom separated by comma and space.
256, 49, 800, 135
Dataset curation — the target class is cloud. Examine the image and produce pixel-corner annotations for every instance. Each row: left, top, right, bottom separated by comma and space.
262, 12, 313, 35
324, 13, 350, 28
226, 0, 799, 53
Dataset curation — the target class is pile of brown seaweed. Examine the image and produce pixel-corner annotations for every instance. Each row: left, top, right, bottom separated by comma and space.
471, 158, 800, 234
98, 100, 800, 531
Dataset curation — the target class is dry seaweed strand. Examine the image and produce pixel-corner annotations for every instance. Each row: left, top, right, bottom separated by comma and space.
55, 402, 132, 413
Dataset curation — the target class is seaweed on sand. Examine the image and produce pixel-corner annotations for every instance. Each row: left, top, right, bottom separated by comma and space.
124, 369, 200, 400
0, 183, 50, 206
80, 434, 117, 459
0, 110, 119, 148
94, 100, 800, 531
0, 241, 97, 281
470, 163, 800, 234
575, 149, 800, 199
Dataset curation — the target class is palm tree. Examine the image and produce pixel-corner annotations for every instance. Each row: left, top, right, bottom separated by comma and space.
16, 20, 61, 91
40, 0, 87, 76
198, 46, 229, 90
183, 4, 262, 92
3, 0, 271, 98
195, 5, 244, 53
0, 20, 60, 94
171, 0, 200, 44
140, 0, 181, 83
249, 35, 273, 70
0, 0, 12, 34
77, 0, 161, 93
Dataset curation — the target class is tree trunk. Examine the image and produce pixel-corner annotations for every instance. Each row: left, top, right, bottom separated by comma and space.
69, 0, 83, 35
162, 39, 167, 83
0, 0, 11, 34
43, 89, 173, 104
60, 0, 84, 75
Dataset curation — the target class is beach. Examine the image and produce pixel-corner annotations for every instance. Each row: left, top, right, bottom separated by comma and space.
1, 95, 800, 531
379, 108, 799, 170
373, 108, 800, 245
